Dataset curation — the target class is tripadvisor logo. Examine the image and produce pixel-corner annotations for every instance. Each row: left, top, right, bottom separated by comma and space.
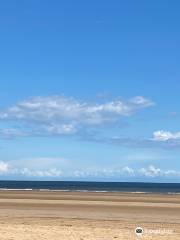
135, 227, 143, 237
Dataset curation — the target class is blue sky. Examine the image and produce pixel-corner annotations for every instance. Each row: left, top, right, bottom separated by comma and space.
0, 0, 180, 181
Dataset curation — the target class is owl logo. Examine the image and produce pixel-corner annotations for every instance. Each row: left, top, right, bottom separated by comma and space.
135, 227, 143, 237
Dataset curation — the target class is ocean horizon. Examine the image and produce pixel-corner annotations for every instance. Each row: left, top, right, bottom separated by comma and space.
0, 180, 180, 194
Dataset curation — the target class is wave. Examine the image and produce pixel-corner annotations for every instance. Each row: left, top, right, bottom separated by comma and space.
0, 188, 180, 194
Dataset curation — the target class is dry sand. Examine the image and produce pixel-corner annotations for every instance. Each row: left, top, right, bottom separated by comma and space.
0, 190, 179, 239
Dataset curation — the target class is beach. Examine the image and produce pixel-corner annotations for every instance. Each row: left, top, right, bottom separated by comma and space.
0, 191, 179, 239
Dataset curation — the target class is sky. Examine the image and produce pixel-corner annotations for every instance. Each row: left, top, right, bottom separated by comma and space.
0, 0, 180, 182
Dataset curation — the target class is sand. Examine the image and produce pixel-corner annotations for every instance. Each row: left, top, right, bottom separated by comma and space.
0, 191, 179, 239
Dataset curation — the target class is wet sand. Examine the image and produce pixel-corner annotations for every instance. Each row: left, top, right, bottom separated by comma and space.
0, 190, 179, 239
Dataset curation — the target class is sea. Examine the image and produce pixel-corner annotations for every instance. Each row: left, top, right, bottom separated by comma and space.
0, 181, 180, 194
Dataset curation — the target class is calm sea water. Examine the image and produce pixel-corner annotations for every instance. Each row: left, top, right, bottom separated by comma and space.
0, 181, 180, 194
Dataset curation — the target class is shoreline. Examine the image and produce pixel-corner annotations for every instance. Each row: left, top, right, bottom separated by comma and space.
1, 188, 180, 195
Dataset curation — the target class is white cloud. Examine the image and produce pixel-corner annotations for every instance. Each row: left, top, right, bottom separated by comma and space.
0, 158, 65, 177
153, 130, 180, 141
0, 128, 27, 138
122, 166, 134, 175
0, 159, 180, 179
70, 166, 180, 179
138, 165, 180, 178
0, 161, 9, 174
20, 168, 62, 177
163, 170, 180, 177
129, 96, 154, 107
0, 95, 154, 137
42, 123, 77, 135
139, 165, 161, 177
100, 130, 180, 149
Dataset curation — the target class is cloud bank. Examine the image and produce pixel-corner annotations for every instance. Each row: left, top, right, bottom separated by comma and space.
0, 95, 154, 137
0, 159, 180, 180
153, 130, 180, 142
1, 95, 179, 150
94, 130, 180, 150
